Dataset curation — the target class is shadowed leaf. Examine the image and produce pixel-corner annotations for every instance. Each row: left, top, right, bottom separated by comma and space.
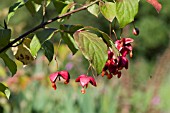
0, 83, 10, 99
0, 53, 17, 76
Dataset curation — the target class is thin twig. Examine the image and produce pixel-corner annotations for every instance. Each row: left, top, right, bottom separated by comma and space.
109, 22, 112, 38
41, 0, 46, 24
112, 29, 118, 40
54, 38, 62, 69
0, 0, 99, 53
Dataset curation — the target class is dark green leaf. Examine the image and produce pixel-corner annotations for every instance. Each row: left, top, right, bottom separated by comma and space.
100, 2, 116, 22
60, 24, 83, 54
52, 0, 68, 13
36, 28, 56, 43
116, 0, 139, 28
7, 2, 23, 23
0, 83, 10, 99
0, 53, 17, 76
74, 31, 107, 74
60, 24, 83, 35
33, 0, 44, 4
42, 40, 54, 62
25, 0, 41, 16
60, 33, 78, 55
87, 3, 100, 17
0, 29, 11, 50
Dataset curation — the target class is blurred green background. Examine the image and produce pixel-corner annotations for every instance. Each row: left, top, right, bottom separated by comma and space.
0, 0, 170, 113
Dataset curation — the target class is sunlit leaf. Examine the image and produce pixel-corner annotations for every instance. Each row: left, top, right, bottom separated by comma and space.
30, 28, 56, 56
7, 2, 23, 23
147, 0, 162, 13
42, 40, 54, 62
0, 83, 10, 99
87, 3, 100, 17
74, 31, 107, 74
0, 53, 17, 76
116, 0, 139, 28
30, 35, 41, 56
60, 2, 75, 15
100, 2, 116, 22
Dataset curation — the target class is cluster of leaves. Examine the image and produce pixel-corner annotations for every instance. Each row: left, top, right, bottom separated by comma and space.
0, 0, 162, 97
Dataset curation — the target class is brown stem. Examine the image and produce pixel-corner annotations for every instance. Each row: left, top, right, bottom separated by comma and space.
0, 0, 99, 53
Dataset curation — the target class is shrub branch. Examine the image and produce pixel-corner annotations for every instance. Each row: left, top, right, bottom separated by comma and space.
0, 0, 99, 53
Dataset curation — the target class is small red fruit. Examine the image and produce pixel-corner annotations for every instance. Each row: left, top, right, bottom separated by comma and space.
133, 27, 139, 36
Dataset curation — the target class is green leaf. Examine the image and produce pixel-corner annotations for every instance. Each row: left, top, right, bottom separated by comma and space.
30, 35, 41, 56
116, 0, 139, 28
74, 31, 107, 74
36, 28, 56, 43
33, 0, 44, 4
25, 0, 41, 16
60, 24, 83, 35
57, 2, 75, 22
60, 2, 75, 15
60, 33, 78, 55
0, 29, 11, 50
42, 40, 54, 62
100, 2, 116, 22
30, 28, 56, 56
0, 83, 10, 99
87, 3, 100, 17
60, 24, 83, 54
52, 0, 68, 13
0, 53, 17, 76
7, 2, 23, 23
82, 26, 112, 47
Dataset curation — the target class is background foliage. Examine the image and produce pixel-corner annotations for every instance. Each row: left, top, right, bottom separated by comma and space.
0, 0, 170, 113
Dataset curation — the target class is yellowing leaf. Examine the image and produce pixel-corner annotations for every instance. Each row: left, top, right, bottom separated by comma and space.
14, 38, 35, 65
